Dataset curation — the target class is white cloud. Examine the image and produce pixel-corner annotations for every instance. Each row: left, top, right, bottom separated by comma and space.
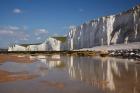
23, 26, 28, 30
0, 26, 29, 41
35, 29, 48, 36
69, 25, 76, 29
13, 8, 22, 14
8, 26, 19, 30
0, 25, 30, 47
62, 25, 76, 30
0, 30, 14, 35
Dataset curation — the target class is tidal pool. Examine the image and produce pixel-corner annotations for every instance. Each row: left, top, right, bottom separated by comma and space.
0, 54, 140, 93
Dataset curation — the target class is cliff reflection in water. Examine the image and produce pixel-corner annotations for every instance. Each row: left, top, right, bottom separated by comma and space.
0, 54, 140, 93
30, 55, 65, 69
0, 54, 64, 83
66, 56, 140, 93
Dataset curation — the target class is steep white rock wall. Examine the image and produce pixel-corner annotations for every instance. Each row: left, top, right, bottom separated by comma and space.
37, 43, 47, 51
8, 45, 26, 51
111, 5, 140, 44
27, 45, 38, 51
8, 37, 61, 51
8, 47, 13, 51
46, 37, 61, 51
66, 5, 140, 50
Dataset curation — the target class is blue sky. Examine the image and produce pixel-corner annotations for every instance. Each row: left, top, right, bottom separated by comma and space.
0, 0, 140, 48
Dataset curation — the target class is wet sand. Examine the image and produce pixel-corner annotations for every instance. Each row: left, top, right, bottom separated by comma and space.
0, 54, 140, 93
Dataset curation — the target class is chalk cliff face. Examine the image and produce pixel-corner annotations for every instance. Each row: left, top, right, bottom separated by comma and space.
66, 5, 140, 50
46, 37, 61, 51
8, 45, 26, 51
8, 37, 61, 51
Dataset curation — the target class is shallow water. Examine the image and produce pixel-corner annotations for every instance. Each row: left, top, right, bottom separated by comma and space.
0, 54, 140, 93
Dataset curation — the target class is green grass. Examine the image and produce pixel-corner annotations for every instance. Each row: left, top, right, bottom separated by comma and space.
52, 36, 67, 43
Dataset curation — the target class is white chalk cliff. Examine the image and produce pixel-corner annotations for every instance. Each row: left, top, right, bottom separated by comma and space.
8, 37, 61, 51
8, 5, 140, 51
46, 37, 61, 51
65, 5, 140, 50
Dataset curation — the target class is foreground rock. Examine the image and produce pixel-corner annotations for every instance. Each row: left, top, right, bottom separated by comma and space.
109, 49, 140, 60
77, 42, 140, 60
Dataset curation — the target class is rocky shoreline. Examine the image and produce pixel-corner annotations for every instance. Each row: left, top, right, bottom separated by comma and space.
108, 49, 140, 60
0, 49, 140, 61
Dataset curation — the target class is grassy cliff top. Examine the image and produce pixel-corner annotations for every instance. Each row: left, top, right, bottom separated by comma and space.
52, 36, 67, 43
19, 43, 42, 47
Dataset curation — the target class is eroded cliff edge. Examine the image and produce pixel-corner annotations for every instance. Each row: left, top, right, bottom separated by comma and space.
64, 4, 140, 50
